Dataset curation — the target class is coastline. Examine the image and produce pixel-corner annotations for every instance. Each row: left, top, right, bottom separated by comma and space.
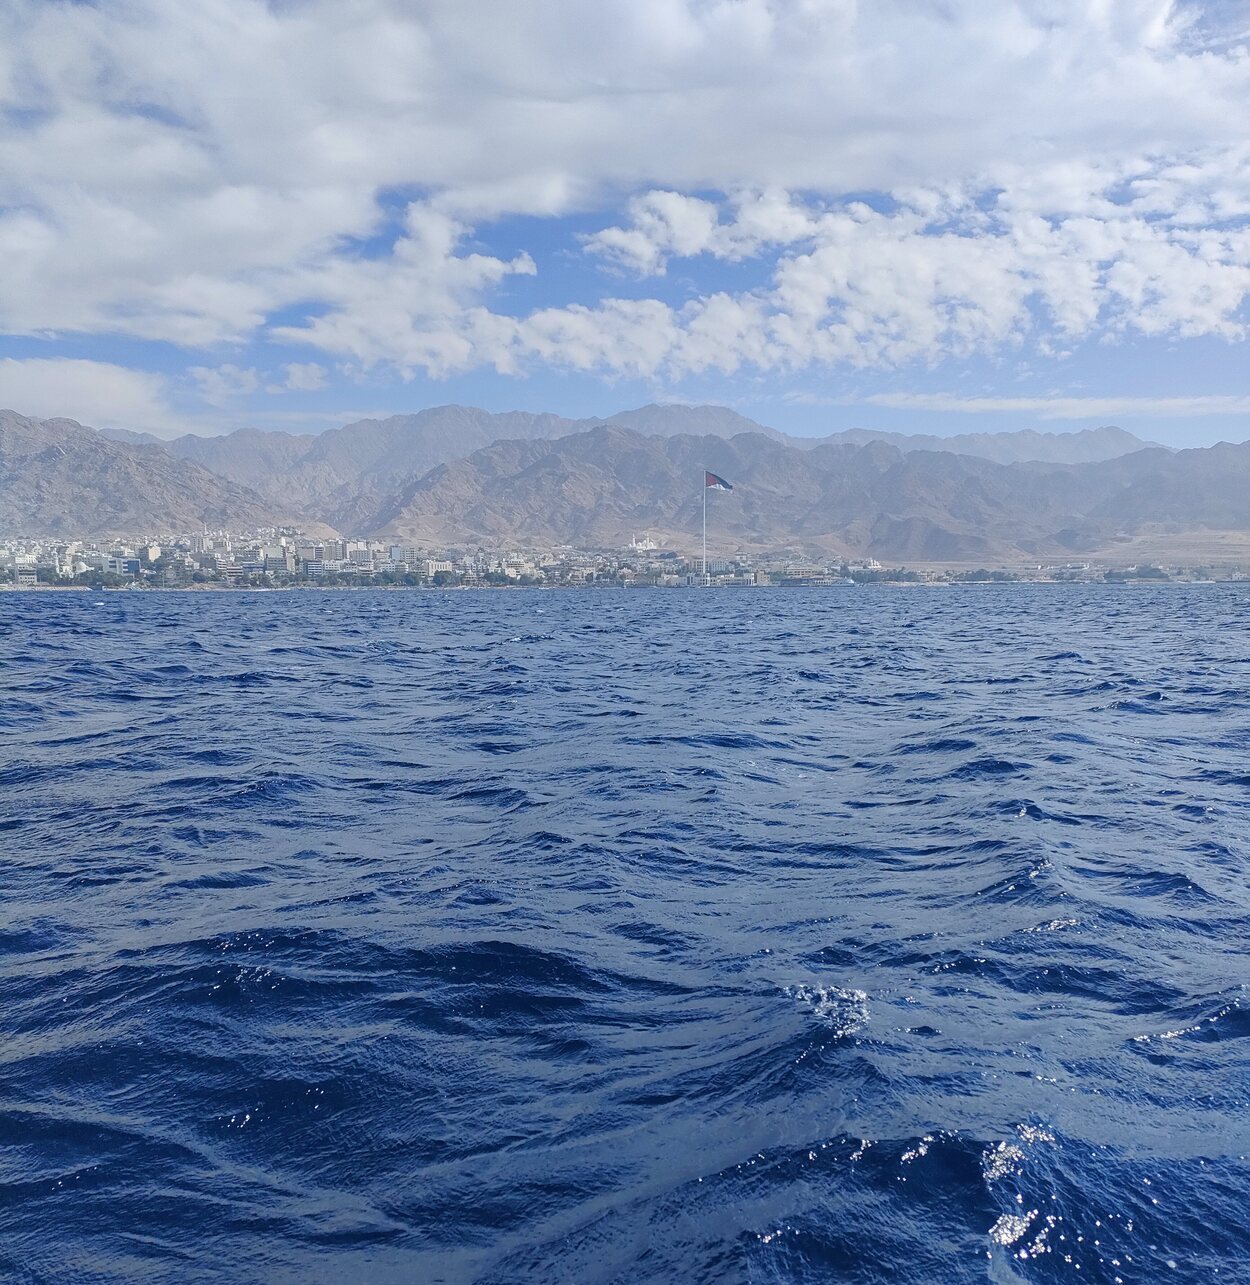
3, 578, 1241, 594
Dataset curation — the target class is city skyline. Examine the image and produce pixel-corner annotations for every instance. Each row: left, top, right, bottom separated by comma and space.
1, 526, 1217, 588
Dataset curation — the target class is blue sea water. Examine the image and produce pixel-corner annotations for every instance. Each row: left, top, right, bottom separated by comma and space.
2, 585, 1249, 1283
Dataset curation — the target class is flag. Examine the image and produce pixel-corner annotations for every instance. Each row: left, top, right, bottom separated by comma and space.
705, 471, 733, 491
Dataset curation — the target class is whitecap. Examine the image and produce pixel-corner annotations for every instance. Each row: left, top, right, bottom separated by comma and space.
785, 983, 868, 1037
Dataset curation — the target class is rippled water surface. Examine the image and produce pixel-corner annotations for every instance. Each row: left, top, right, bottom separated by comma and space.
3, 586, 1250, 1282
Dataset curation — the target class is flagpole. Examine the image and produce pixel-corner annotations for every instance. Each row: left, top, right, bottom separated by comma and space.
702, 477, 708, 586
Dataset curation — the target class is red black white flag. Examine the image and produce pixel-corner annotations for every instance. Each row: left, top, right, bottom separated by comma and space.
704, 471, 733, 491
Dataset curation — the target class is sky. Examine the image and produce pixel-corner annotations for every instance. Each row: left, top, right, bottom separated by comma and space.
1, 0, 1249, 445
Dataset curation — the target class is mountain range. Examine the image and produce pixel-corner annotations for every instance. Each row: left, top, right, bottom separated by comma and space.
373, 426, 1250, 561
0, 410, 299, 537
90, 404, 1159, 535
6, 402, 1248, 563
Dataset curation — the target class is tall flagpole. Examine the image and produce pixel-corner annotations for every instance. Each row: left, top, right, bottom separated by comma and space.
702, 476, 708, 586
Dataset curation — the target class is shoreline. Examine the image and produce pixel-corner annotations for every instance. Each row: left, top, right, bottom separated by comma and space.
4, 578, 1243, 594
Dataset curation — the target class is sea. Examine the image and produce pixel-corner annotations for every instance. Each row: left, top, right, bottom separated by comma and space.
2, 585, 1249, 1283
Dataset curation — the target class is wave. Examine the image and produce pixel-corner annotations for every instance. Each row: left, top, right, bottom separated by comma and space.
3, 585, 1249, 1279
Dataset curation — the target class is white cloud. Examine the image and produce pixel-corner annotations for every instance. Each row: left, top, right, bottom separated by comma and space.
271, 205, 536, 377
188, 363, 260, 405
586, 192, 722, 274
296, 189, 1245, 381
0, 357, 174, 431
0, 0, 1248, 383
861, 393, 1250, 419
272, 362, 327, 392
585, 189, 817, 274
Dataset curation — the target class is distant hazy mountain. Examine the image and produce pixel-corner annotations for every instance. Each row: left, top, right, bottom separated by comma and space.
97, 426, 167, 447
142, 404, 776, 531
605, 403, 790, 443
161, 407, 584, 532
371, 425, 1250, 561
0, 410, 294, 536
134, 404, 1156, 532
810, 424, 1160, 465
2, 403, 1217, 556
609, 410, 1158, 463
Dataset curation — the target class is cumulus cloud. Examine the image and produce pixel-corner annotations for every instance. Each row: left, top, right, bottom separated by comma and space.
585, 189, 817, 274
188, 363, 260, 405
0, 358, 174, 431
267, 362, 329, 393
271, 205, 536, 377
0, 0, 1248, 384
295, 188, 1246, 381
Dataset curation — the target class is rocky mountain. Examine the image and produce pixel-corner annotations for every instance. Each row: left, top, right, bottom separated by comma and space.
137, 404, 772, 532
370, 425, 1250, 562
159, 407, 583, 532
0, 410, 297, 536
117, 404, 1156, 534
5, 403, 1232, 560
